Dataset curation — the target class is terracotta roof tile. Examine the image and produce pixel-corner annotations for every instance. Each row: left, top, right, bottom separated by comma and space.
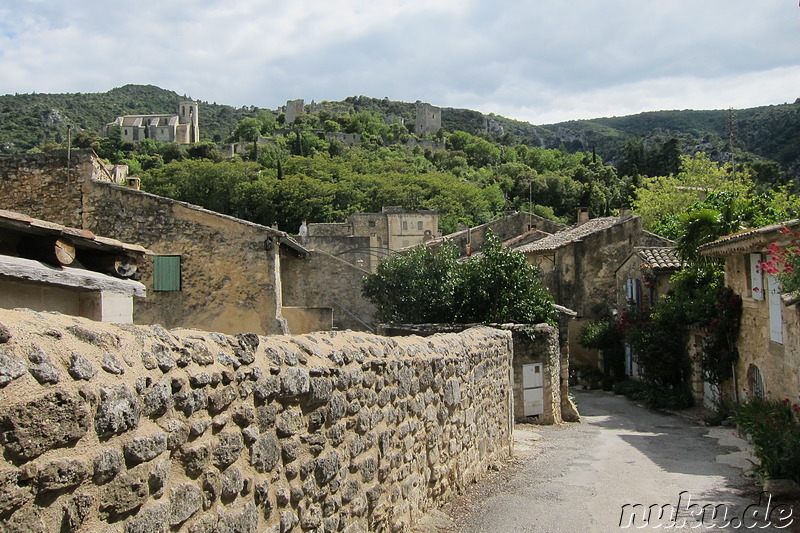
637, 247, 682, 270
699, 219, 800, 256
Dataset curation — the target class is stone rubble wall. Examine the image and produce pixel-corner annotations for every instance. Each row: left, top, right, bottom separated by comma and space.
0, 150, 110, 229
0, 309, 513, 533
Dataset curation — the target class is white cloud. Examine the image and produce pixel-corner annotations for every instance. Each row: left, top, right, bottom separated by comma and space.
0, 0, 798, 123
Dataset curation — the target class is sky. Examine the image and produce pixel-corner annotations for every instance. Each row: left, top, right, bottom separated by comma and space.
0, 0, 798, 125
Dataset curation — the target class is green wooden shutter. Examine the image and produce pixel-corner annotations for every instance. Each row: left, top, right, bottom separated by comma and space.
154, 255, 181, 292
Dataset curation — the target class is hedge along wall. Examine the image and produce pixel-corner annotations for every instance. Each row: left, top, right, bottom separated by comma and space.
0, 309, 513, 533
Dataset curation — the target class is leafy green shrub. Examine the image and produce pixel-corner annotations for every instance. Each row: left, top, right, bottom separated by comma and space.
363, 233, 556, 325
732, 398, 800, 482
578, 320, 618, 350
578, 319, 626, 380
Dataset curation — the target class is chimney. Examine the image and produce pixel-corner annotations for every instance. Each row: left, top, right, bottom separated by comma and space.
577, 207, 590, 226
620, 208, 632, 219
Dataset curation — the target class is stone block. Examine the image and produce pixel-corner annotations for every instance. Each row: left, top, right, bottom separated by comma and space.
142, 380, 172, 418
62, 493, 93, 532
95, 385, 141, 437
169, 483, 203, 525
0, 389, 90, 461
251, 433, 281, 473
67, 352, 96, 381
100, 472, 148, 516
93, 448, 124, 485
125, 501, 169, 533
212, 432, 244, 469
180, 443, 211, 477
37, 458, 89, 491
0, 351, 26, 386
280, 367, 310, 398
124, 432, 168, 465
0, 469, 32, 519
217, 502, 258, 533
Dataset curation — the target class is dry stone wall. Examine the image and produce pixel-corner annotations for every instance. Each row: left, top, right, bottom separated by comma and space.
0, 309, 512, 532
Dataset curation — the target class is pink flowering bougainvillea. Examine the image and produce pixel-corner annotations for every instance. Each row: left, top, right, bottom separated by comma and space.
758, 226, 800, 297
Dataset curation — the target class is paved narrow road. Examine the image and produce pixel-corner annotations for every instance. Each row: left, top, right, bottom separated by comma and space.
419, 389, 797, 532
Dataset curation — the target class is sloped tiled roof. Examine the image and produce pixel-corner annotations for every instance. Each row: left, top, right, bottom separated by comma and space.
502, 228, 553, 248
513, 217, 623, 253
637, 247, 682, 270
699, 220, 800, 257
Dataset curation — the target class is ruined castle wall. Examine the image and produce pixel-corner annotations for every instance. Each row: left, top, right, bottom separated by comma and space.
0, 309, 513, 532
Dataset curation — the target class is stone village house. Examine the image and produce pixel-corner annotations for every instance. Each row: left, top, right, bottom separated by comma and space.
508, 210, 674, 367
699, 220, 800, 404
0, 150, 375, 336
300, 207, 440, 272
614, 246, 683, 377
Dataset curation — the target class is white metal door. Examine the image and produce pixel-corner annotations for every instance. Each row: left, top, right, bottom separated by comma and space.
522, 363, 544, 417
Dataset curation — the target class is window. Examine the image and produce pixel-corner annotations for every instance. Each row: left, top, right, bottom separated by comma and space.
368, 220, 376, 228
402, 221, 408, 230
417, 221, 423, 230
626, 278, 642, 306
153, 255, 181, 292
747, 364, 765, 399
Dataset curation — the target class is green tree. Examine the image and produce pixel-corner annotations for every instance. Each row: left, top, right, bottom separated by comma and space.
447, 131, 473, 151
363, 233, 555, 325
456, 234, 555, 324
633, 153, 752, 230
362, 243, 460, 323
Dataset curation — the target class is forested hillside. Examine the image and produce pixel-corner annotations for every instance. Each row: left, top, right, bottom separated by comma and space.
2, 84, 799, 181
1, 84, 799, 236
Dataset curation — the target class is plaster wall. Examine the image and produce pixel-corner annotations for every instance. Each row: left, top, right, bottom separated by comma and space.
280, 307, 333, 335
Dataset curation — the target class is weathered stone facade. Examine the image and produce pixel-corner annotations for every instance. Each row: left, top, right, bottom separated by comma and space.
0, 150, 116, 229
515, 214, 673, 366
1, 150, 379, 336
280, 249, 377, 333
0, 309, 513, 532
0, 152, 286, 335
700, 222, 800, 404
424, 211, 566, 257
304, 208, 439, 272
83, 181, 287, 335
